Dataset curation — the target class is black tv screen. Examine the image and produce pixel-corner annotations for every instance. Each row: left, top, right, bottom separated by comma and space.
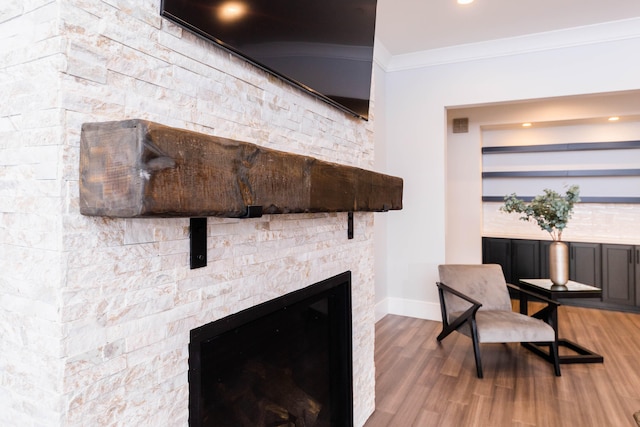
160, 0, 377, 120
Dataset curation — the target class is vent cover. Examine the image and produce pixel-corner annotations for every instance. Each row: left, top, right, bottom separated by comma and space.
452, 118, 469, 133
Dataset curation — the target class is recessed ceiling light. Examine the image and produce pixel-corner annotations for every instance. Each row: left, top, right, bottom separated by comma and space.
608, 116, 620, 122
457, 0, 474, 4
522, 122, 532, 127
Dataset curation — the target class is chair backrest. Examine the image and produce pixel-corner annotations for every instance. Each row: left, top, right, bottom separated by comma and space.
438, 264, 512, 314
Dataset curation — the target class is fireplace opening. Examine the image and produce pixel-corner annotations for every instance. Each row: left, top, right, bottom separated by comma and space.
189, 271, 353, 427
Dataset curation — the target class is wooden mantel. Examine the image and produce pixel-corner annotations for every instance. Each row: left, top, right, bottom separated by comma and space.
79, 119, 403, 218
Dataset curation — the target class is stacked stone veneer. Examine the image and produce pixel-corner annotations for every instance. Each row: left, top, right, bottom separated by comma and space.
0, 1, 376, 426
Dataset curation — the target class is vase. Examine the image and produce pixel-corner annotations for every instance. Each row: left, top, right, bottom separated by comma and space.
549, 241, 569, 289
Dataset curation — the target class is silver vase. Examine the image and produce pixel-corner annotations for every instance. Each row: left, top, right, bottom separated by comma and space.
549, 241, 569, 288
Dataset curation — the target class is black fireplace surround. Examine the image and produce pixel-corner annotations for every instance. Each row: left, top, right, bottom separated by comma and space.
189, 271, 354, 427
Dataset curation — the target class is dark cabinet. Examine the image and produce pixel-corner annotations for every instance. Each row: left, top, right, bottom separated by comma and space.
482, 237, 540, 284
511, 239, 540, 284
602, 244, 635, 306
539, 240, 552, 279
483, 237, 640, 312
482, 238, 512, 282
636, 247, 640, 307
569, 242, 602, 289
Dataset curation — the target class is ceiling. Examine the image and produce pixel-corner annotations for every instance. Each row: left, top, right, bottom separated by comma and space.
375, 0, 640, 56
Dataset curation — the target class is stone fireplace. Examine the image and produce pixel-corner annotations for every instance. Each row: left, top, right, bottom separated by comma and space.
0, 2, 379, 426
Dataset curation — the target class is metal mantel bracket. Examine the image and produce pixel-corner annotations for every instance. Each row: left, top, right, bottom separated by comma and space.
189, 206, 264, 269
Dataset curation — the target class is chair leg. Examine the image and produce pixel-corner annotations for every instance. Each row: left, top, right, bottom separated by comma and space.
436, 286, 452, 342
437, 323, 456, 342
469, 320, 483, 378
550, 341, 561, 376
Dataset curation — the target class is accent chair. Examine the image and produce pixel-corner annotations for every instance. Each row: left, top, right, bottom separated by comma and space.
436, 264, 561, 378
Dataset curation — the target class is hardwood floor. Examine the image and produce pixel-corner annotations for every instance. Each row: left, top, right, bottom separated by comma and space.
363, 305, 640, 427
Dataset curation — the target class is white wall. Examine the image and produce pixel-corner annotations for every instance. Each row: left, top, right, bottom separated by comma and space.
381, 30, 640, 321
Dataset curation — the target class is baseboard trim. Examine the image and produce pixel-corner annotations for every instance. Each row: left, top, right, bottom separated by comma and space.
375, 297, 441, 322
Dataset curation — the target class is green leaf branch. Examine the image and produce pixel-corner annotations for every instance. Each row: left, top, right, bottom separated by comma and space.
500, 185, 580, 241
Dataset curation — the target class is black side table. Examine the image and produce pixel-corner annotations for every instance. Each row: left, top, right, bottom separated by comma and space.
518, 278, 604, 364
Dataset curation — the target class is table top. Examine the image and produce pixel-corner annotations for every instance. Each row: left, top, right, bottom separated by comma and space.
518, 279, 602, 299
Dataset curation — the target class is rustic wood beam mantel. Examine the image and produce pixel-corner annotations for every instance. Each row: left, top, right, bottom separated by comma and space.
79, 119, 403, 218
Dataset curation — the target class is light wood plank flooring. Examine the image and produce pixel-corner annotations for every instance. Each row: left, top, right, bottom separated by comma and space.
364, 305, 640, 427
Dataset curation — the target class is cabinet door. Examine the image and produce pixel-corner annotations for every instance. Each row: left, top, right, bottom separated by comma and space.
511, 239, 540, 284
539, 240, 552, 280
602, 244, 635, 306
569, 242, 601, 288
482, 237, 512, 283
636, 246, 640, 307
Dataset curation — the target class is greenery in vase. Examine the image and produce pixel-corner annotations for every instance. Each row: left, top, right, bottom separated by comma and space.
500, 185, 580, 241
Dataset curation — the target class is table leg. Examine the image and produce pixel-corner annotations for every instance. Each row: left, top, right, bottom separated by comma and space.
519, 291, 529, 316
520, 295, 603, 364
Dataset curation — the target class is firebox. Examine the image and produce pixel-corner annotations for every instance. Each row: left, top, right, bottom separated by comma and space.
188, 271, 353, 427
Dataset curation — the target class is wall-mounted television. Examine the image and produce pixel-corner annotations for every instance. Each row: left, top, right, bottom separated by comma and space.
160, 0, 378, 120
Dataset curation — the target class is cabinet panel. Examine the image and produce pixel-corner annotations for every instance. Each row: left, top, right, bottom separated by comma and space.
539, 240, 552, 279
636, 246, 640, 307
602, 244, 635, 306
482, 238, 512, 283
569, 242, 602, 289
511, 239, 540, 284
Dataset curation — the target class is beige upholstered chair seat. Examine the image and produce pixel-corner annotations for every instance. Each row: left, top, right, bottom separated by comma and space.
451, 309, 555, 343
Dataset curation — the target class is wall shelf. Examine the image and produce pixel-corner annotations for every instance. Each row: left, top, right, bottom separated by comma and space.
482, 169, 640, 178
482, 139, 640, 204
482, 140, 640, 154
79, 119, 403, 218
482, 196, 640, 203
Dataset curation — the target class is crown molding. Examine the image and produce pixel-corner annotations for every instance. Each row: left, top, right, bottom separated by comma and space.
379, 17, 640, 72
373, 38, 393, 69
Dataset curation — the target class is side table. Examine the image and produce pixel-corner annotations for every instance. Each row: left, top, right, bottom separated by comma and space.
518, 279, 604, 364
